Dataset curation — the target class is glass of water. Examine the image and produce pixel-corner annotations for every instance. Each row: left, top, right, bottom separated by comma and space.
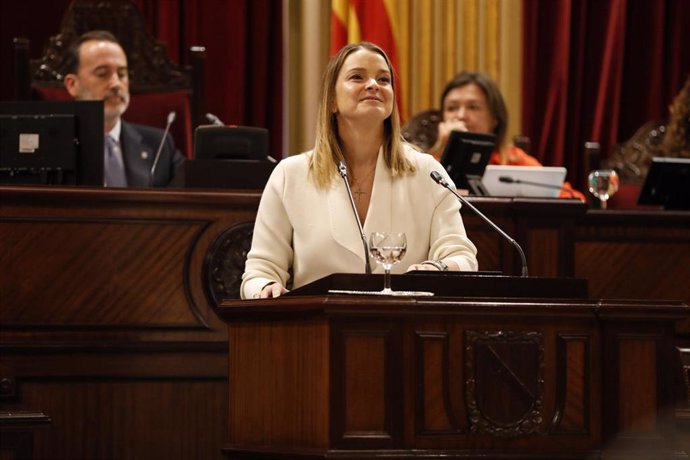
587, 169, 619, 209
369, 232, 407, 295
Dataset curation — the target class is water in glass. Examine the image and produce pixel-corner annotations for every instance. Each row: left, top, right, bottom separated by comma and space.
369, 232, 407, 294
587, 169, 619, 209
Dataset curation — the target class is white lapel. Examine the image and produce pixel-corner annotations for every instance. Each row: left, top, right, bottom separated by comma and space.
328, 175, 365, 260
362, 148, 392, 235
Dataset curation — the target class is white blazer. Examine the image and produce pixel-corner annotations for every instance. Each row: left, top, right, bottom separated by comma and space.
240, 144, 478, 299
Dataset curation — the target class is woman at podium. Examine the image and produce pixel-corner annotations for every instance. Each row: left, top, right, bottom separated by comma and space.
241, 42, 478, 299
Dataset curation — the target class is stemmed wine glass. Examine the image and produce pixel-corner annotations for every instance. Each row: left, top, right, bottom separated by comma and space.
369, 232, 407, 295
587, 169, 619, 209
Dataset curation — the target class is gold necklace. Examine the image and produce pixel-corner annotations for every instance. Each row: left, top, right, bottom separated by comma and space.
350, 167, 376, 201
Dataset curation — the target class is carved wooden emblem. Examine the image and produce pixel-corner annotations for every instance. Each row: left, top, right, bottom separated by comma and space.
203, 222, 254, 305
465, 330, 544, 437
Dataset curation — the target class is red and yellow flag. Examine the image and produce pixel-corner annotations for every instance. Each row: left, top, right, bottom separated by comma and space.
331, 0, 405, 119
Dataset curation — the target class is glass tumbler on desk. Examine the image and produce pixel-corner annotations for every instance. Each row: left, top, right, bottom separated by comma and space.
369, 232, 407, 295
587, 169, 619, 209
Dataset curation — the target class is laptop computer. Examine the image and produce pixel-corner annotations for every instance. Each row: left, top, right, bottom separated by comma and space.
481, 165, 566, 198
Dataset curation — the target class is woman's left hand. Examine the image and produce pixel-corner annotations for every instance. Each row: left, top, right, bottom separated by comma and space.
406, 262, 441, 272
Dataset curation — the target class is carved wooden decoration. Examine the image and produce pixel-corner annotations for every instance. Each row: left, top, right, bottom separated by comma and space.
465, 330, 545, 437
31, 0, 191, 92
204, 221, 254, 304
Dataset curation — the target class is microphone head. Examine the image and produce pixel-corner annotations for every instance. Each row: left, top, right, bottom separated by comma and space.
430, 170, 447, 186
498, 176, 515, 183
167, 111, 177, 124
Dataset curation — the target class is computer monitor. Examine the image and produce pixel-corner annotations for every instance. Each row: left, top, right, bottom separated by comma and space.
638, 157, 690, 210
0, 100, 103, 186
178, 124, 274, 189
440, 131, 495, 195
193, 125, 269, 161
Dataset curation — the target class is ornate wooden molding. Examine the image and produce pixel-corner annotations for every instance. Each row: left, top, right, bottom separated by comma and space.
204, 221, 254, 305
31, 0, 191, 92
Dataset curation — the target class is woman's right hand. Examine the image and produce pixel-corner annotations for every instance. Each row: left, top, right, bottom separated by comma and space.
253, 282, 289, 299
430, 120, 468, 160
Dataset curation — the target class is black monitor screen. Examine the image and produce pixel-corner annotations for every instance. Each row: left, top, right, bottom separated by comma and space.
440, 130, 496, 194
638, 156, 690, 210
0, 100, 103, 186
194, 125, 269, 161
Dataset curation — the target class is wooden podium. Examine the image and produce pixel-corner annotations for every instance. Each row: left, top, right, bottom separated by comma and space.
217, 273, 688, 460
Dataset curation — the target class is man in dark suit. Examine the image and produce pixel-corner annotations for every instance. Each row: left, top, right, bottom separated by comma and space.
64, 30, 184, 187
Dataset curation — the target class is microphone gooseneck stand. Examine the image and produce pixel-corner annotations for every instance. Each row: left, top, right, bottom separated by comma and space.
338, 161, 372, 274
431, 171, 529, 277
149, 111, 177, 187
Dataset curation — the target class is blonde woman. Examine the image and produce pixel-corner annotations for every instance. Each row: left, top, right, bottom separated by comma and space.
241, 42, 478, 299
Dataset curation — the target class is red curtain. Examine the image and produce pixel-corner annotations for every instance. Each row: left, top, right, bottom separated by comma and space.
134, 0, 284, 159
522, 0, 690, 190
0, 0, 283, 158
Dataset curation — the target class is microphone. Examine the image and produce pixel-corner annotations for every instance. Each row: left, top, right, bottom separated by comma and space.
430, 171, 528, 277
498, 176, 573, 198
149, 111, 176, 187
205, 112, 225, 126
338, 161, 372, 274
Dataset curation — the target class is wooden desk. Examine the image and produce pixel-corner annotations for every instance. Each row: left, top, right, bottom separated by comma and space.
456, 197, 586, 278
574, 209, 690, 333
1, 185, 688, 459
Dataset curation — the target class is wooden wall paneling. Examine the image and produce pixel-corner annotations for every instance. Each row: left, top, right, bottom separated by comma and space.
330, 318, 403, 449
228, 318, 330, 450
0, 186, 262, 460
414, 330, 460, 435
575, 210, 690, 319
600, 301, 682, 456
464, 198, 585, 277
552, 334, 591, 434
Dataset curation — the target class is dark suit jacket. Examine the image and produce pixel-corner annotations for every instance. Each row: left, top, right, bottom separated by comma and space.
120, 121, 186, 187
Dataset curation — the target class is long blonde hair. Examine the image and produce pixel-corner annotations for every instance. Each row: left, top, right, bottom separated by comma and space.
310, 42, 414, 188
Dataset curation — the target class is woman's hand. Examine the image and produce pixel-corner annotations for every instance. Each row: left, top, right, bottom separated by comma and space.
406, 262, 440, 271
406, 260, 459, 272
253, 282, 289, 299
429, 120, 468, 160
438, 120, 468, 142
